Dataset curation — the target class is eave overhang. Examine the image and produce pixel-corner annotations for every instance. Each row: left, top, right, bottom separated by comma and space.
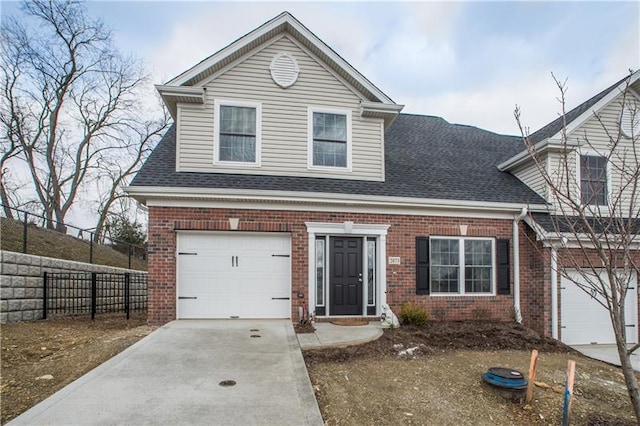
360, 101, 405, 128
498, 138, 580, 172
125, 185, 549, 215
155, 85, 205, 119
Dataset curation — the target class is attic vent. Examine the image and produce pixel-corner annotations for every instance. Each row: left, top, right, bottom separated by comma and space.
621, 100, 640, 138
270, 52, 299, 88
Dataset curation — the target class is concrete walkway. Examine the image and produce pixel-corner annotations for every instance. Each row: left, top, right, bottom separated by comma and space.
9, 320, 323, 426
297, 321, 385, 349
572, 344, 640, 371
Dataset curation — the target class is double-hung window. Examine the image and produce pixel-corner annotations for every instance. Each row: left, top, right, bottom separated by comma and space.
214, 100, 261, 165
579, 154, 608, 206
430, 237, 494, 295
308, 108, 351, 169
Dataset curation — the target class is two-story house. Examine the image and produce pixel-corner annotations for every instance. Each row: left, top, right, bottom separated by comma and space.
127, 12, 640, 346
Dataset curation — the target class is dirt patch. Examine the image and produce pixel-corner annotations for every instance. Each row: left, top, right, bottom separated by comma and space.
294, 321, 316, 333
304, 321, 637, 425
1, 315, 155, 424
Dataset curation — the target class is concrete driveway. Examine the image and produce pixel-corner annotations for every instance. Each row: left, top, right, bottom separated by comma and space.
9, 320, 323, 426
572, 344, 640, 371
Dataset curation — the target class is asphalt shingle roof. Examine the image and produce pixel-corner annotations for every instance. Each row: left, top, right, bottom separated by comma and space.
130, 113, 546, 205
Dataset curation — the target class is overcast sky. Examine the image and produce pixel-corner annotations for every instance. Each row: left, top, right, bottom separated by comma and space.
4, 1, 639, 134
2, 1, 639, 228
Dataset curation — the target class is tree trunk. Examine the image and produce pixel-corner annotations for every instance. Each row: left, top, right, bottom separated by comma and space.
617, 341, 640, 421
0, 178, 14, 218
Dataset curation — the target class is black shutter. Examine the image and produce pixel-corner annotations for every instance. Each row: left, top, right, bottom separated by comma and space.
416, 237, 430, 295
497, 239, 510, 295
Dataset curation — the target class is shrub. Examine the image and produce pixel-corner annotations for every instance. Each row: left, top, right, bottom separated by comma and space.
399, 302, 429, 326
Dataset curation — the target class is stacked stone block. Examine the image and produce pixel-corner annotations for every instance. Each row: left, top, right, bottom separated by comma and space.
0, 250, 146, 323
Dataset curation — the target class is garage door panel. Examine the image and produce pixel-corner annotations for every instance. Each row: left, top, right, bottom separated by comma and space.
561, 269, 637, 345
177, 232, 291, 319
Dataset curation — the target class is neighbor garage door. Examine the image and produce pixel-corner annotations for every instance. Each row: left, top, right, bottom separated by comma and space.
561, 269, 638, 345
177, 232, 291, 319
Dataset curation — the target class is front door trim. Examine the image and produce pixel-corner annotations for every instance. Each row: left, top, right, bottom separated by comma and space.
305, 222, 389, 317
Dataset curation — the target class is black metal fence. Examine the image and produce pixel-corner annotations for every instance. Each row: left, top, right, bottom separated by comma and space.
1, 204, 146, 270
43, 272, 147, 319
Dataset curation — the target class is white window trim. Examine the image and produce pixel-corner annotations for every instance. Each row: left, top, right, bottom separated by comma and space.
575, 149, 612, 210
315, 237, 327, 307
429, 236, 496, 296
307, 106, 352, 172
214, 99, 262, 167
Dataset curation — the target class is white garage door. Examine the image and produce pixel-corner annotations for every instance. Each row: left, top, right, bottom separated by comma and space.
561, 269, 637, 345
177, 232, 291, 319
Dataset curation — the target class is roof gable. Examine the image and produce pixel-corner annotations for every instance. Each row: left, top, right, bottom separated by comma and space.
164, 11, 397, 105
500, 70, 640, 171
529, 71, 639, 144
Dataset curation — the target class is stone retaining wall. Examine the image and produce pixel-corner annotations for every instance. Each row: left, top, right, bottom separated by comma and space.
0, 251, 146, 323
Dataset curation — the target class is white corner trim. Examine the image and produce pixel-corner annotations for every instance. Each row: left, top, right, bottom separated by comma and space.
213, 99, 262, 167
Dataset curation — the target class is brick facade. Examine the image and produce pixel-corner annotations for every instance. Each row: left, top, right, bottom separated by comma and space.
147, 206, 525, 326
519, 225, 552, 336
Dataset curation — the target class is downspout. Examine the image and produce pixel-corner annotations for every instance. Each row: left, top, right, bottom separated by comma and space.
512, 207, 528, 323
550, 247, 559, 339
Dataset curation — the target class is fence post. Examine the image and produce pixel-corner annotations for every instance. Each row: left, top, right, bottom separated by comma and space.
128, 245, 132, 270
22, 211, 28, 253
124, 273, 130, 320
91, 272, 97, 320
42, 272, 48, 319
89, 233, 94, 264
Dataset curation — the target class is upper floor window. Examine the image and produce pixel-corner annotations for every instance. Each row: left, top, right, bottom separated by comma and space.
308, 108, 351, 170
214, 100, 261, 165
580, 154, 608, 206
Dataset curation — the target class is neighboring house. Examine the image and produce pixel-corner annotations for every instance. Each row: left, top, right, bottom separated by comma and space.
127, 12, 639, 346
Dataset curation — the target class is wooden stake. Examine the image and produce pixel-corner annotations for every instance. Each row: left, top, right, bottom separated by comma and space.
526, 349, 539, 404
562, 360, 576, 426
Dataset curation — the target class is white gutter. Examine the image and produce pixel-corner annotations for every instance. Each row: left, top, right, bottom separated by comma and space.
512, 207, 528, 323
125, 185, 550, 213
550, 247, 559, 339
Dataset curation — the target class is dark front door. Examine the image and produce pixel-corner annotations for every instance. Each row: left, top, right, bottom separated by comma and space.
330, 237, 363, 315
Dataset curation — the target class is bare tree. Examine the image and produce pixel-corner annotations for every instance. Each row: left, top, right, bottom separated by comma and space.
0, 0, 167, 231
515, 72, 640, 421
93, 104, 169, 240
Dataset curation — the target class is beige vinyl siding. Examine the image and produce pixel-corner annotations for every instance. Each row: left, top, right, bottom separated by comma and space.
177, 103, 214, 168
512, 154, 548, 200
548, 97, 638, 215
177, 35, 385, 181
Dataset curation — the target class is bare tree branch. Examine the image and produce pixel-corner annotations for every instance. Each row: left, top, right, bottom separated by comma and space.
0, 0, 166, 232
515, 71, 640, 421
